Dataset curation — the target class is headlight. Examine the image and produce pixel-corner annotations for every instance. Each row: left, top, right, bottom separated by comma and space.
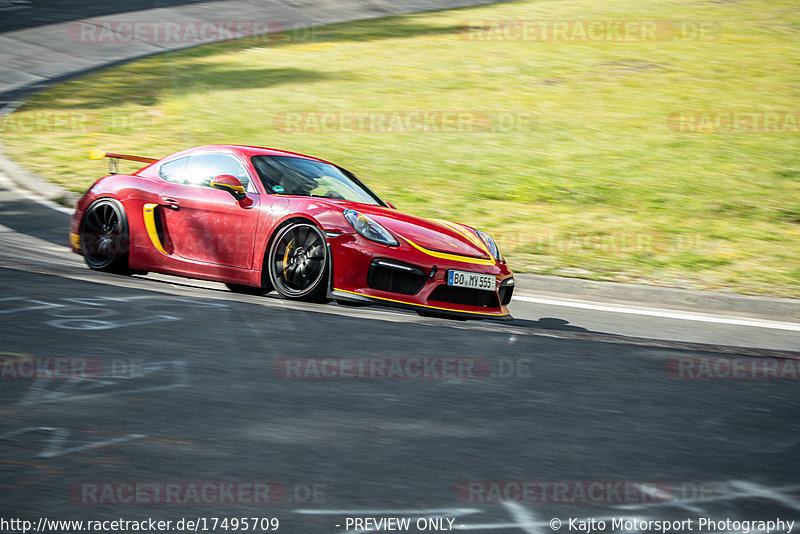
476, 229, 502, 261
343, 209, 399, 247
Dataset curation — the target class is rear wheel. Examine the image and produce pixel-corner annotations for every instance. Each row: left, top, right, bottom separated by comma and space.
80, 199, 130, 273
268, 221, 328, 302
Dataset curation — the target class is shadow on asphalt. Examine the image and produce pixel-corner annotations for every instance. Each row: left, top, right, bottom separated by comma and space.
0, 198, 71, 246
511, 316, 589, 332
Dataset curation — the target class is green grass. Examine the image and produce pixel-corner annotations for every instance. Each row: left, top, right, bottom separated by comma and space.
2, 0, 799, 296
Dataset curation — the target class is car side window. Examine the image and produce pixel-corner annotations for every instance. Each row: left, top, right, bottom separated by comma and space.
158, 156, 189, 183
183, 153, 253, 191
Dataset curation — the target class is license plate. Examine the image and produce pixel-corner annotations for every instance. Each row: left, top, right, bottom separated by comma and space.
447, 270, 495, 291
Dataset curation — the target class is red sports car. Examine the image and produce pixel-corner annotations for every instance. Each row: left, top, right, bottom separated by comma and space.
70, 145, 514, 320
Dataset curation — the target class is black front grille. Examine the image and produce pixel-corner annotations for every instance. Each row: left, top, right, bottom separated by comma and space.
429, 284, 498, 308
367, 259, 427, 295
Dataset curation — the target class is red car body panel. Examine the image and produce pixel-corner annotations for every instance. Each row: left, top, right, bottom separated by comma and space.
70, 145, 514, 319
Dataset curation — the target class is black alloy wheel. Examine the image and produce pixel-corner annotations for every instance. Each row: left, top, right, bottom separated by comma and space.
80, 199, 130, 273
268, 222, 329, 301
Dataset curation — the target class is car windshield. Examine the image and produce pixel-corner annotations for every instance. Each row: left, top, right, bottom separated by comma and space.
251, 155, 382, 205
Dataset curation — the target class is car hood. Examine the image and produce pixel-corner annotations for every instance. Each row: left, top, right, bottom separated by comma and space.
318, 199, 492, 259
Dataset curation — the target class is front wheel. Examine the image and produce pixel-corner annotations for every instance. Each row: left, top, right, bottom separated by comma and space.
267, 221, 329, 302
80, 198, 130, 273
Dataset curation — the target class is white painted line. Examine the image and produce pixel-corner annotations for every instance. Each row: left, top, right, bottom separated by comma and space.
0, 170, 74, 215
17, 361, 189, 406
501, 502, 540, 534
512, 295, 800, 332
31, 195, 74, 215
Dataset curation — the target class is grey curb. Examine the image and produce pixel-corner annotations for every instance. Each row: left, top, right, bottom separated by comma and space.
0, 144, 79, 206
1, 0, 798, 322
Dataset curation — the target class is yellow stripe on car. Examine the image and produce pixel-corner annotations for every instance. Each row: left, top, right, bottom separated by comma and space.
333, 288, 507, 316
143, 203, 168, 255
69, 232, 81, 249
210, 181, 246, 194
430, 218, 492, 256
403, 238, 495, 266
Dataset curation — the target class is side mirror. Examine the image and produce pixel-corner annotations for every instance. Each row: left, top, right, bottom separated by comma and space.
211, 175, 247, 201
385, 201, 397, 210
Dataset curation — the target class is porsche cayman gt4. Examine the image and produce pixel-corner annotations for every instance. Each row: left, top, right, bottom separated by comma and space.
70, 145, 514, 320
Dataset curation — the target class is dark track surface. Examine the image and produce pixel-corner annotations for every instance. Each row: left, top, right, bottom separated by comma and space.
0, 195, 70, 245
1, 0, 209, 33
1, 262, 799, 532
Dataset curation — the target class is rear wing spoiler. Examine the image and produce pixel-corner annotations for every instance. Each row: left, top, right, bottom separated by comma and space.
89, 148, 157, 174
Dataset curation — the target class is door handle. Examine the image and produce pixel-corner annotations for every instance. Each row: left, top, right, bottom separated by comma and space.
159, 196, 180, 210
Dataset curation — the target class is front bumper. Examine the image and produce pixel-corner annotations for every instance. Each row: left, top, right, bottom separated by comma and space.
328, 233, 514, 320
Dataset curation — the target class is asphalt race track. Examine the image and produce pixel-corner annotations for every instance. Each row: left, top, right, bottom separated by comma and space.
1, 2, 800, 533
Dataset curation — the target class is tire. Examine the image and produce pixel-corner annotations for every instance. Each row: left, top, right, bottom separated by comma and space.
267, 221, 329, 302
79, 198, 130, 274
225, 283, 271, 295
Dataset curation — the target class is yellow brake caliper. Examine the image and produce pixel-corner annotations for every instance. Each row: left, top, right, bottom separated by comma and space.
282, 238, 295, 279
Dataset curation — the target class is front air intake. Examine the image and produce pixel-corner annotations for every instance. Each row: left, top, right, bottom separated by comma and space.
367, 259, 427, 295
498, 277, 515, 306
429, 285, 499, 308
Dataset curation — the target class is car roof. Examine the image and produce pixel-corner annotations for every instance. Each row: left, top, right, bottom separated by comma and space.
135, 144, 341, 178
189, 144, 333, 165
